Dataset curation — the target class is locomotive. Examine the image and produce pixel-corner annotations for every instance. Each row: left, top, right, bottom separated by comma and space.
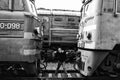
77, 0, 120, 76
0, 0, 42, 76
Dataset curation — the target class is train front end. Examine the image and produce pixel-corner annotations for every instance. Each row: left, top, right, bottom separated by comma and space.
77, 0, 120, 76
0, 0, 42, 75
77, 0, 104, 76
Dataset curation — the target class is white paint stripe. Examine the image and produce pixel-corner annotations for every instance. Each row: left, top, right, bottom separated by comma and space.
50, 28, 78, 31
23, 49, 36, 55
48, 73, 52, 78
24, 32, 33, 39
58, 73, 62, 78
67, 73, 72, 78
76, 73, 81, 77
83, 25, 96, 31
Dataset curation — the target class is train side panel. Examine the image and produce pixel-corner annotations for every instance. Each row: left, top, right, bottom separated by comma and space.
38, 9, 80, 49
99, 0, 120, 50
0, 1, 39, 63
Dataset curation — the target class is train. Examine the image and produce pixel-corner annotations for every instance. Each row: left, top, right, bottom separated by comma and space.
37, 8, 80, 52
77, 0, 120, 76
0, 0, 42, 76
37, 8, 80, 61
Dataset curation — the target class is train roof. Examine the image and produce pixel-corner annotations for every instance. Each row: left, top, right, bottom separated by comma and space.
37, 8, 81, 16
37, 8, 51, 15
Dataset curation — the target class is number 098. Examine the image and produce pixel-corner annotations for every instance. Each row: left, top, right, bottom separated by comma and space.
0, 23, 21, 30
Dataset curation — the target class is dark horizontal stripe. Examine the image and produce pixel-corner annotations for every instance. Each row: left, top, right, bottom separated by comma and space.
78, 47, 112, 52
0, 19, 24, 23
41, 70, 79, 73
43, 41, 77, 43
0, 76, 120, 80
0, 35, 23, 38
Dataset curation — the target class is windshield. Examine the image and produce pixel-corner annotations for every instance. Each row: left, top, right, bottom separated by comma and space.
0, 0, 24, 10
103, 0, 114, 13
117, 0, 120, 13
28, 0, 37, 16
0, 0, 9, 10
14, 0, 24, 10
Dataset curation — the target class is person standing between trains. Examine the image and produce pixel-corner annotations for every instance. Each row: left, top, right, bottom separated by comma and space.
55, 48, 67, 75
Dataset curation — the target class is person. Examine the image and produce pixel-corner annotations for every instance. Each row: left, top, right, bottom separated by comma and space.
55, 48, 67, 75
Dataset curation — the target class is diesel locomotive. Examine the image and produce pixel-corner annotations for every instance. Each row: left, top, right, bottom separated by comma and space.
0, 0, 42, 76
77, 0, 120, 76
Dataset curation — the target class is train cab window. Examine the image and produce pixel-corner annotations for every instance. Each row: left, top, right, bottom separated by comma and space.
54, 18, 63, 21
85, 5, 89, 12
28, 0, 37, 16
84, 0, 96, 17
14, 0, 24, 10
82, 5, 86, 17
103, 0, 114, 13
0, 0, 24, 11
68, 18, 75, 22
0, 0, 9, 10
84, 1, 95, 16
117, 0, 120, 13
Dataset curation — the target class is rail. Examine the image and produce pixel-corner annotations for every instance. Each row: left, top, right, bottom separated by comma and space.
0, 75, 120, 80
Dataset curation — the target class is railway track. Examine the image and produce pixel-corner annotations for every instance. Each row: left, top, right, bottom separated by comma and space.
0, 75, 120, 80
39, 69, 82, 79
1, 63, 120, 80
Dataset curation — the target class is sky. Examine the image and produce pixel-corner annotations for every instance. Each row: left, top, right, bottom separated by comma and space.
35, 0, 82, 11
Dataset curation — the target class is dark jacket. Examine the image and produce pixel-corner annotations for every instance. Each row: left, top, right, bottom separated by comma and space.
55, 51, 67, 62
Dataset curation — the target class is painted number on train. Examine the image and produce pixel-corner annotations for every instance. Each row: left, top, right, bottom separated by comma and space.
0, 23, 21, 30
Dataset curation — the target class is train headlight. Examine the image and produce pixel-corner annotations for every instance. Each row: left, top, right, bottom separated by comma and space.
88, 66, 92, 71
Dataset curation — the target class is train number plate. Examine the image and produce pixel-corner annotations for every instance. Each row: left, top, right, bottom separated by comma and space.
0, 23, 21, 30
